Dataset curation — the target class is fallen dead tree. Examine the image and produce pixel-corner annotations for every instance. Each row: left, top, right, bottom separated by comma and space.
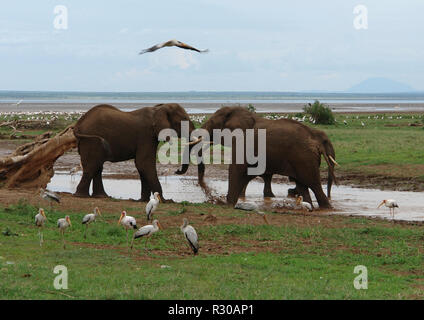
0, 126, 77, 189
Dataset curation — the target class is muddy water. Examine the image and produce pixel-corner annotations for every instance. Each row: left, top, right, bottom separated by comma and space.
48, 172, 424, 222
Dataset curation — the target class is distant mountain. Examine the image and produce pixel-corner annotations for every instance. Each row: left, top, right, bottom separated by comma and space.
347, 77, 415, 93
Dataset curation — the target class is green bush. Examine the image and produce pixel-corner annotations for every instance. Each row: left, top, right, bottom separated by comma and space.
246, 104, 256, 113
303, 100, 335, 125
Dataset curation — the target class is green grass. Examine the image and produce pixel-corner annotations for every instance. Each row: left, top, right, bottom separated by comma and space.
0, 201, 423, 299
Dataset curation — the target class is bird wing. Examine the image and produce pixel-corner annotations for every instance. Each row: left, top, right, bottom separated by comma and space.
139, 41, 170, 54
82, 214, 92, 224
146, 201, 153, 215
46, 191, 60, 203
175, 41, 208, 53
134, 225, 152, 239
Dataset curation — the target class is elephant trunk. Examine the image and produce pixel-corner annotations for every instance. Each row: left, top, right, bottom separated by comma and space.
323, 142, 337, 198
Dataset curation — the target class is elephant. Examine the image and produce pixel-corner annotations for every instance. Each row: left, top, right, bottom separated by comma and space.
243, 127, 336, 200
177, 106, 337, 208
73, 103, 197, 201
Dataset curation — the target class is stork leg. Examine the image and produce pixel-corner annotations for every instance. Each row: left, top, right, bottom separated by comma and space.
126, 229, 129, 247
61, 230, 66, 249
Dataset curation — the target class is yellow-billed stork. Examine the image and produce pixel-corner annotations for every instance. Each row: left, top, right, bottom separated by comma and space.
35, 208, 47, 246
378, 199, 399, 220
57, 216, 71, 249
118, 211, 138, 246
146, 192, 161, 221
82, 207, 101, 239
130, 219, 162, 251
181, 218, 199, 255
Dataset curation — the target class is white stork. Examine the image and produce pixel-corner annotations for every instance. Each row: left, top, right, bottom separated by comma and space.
35, 208, 47, 246
296, 195, 313, 212
130, 219, 162, 251
146, 192, 161, 222
82, 207, 101, 239
139, 39, 209, 55
180, 218, 199, 255
57, 216, 72, 249
234, 202, 269, 224
118, 211, 138, 246
378, 199, 399, 220
40, 188, 60, 210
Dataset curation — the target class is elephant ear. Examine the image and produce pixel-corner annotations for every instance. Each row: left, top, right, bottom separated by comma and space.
152, 104, 172, 136
224, 109, 256, 130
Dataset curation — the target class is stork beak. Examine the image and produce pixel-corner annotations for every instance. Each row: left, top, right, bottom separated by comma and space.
157, 194, 162, 203
118, 215, 123, 225
97, 208, 102, 216
158, 222, 163, 230
67, 217, 72, 227
377, 201, 384, 208
263, 215, 269, 225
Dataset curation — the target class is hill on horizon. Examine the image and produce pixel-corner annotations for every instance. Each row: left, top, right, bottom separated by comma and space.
347, 77, 415, 93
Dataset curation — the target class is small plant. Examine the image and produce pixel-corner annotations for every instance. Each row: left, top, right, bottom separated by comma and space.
246, 104, 256, 113
303, 100, 335, 125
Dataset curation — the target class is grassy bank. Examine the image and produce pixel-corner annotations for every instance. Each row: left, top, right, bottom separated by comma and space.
1, 201, 423, 299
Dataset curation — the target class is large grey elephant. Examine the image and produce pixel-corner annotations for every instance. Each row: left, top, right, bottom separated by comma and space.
177, 106, 337, 208
73, 103, 198, 201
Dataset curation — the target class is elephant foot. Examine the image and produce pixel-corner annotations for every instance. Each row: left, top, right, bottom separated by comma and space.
287, 188, 297, 198
73, 191, 90, 198
92, 193, 109, 199
264, 191, 275, 198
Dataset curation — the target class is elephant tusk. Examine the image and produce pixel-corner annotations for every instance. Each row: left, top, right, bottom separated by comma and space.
181, 136, 203, 146
329, 155, 339, 166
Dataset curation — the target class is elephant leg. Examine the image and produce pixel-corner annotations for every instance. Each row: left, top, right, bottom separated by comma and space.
295, 182, 313, 206
262, 174, 275, 198
74, 140, 104, 198
239, 184, 247, 198
138, 170, 152, 202
227, 164, 252, 206
310, 183, 331, 209
135, 155, 168, 202
287, 177, 298, 198
92, 166, 108, 198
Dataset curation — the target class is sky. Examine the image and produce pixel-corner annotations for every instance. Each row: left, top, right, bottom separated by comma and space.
0, 0, 423, 92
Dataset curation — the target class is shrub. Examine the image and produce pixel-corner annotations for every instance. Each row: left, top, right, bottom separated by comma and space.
303, 100, 335, 125
246, 104, 256, 113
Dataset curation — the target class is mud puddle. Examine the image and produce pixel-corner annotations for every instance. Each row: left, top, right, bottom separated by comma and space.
48, 172, 424, 222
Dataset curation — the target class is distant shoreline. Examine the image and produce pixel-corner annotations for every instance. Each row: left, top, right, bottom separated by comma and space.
1, 102, 424, 114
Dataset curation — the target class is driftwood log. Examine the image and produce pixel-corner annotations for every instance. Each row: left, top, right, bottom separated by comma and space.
0, 126, 77, 189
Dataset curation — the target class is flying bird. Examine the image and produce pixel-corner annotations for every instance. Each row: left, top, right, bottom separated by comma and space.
82, 207, 102, 239
131, 219, 162, 251
139, 39, 209, 55
378, 199, 399, 220
180, 218, 199, 255
146, 192, 161, 222
35, 208, 47, 247
57, 216, 72, 249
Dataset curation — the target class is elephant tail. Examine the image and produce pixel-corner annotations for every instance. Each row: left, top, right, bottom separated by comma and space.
73, 128, 112, 158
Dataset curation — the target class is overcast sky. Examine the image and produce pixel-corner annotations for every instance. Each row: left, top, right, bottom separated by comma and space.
0, 0, 423, 92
